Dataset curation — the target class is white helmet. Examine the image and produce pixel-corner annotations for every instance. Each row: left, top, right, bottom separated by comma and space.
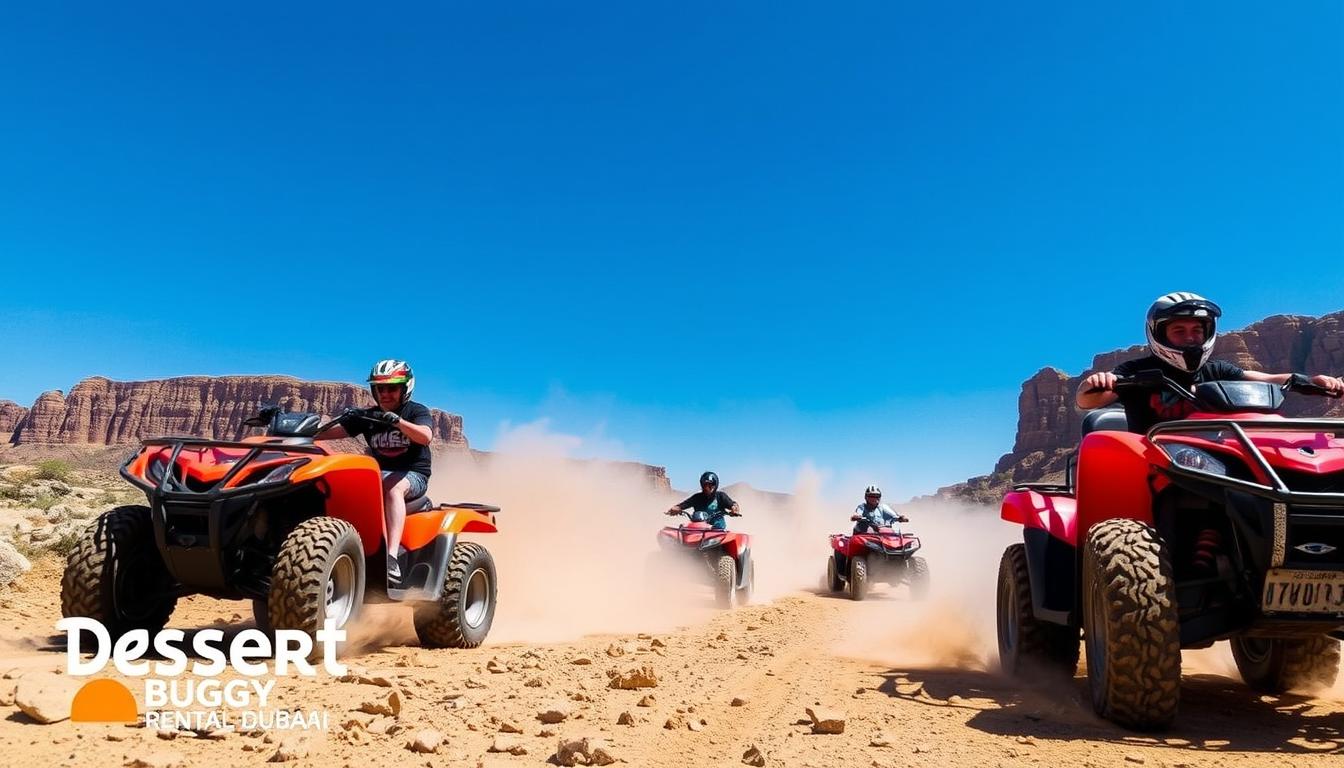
367, 359, 415, 406
864, 485, 882, 498
1145, 292, 1221, 373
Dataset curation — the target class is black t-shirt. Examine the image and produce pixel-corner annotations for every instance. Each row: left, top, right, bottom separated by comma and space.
1110, 355, 1245, 434
345, 400, 434, 476
676, 490, 737, 515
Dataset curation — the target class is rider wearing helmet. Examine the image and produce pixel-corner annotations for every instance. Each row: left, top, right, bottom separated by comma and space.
851, 485, 907, 534
317, 360, 435, 586
666, 471, 741, 531
1077, 292, 1344, 433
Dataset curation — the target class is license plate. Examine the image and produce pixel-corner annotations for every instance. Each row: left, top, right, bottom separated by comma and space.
1262, 569, 1344, 614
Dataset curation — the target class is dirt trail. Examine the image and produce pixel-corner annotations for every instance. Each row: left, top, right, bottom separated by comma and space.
2, 556, 1342, 768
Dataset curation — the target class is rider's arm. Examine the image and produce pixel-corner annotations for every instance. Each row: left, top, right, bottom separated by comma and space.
393, 403, 434, 446
1244, 370, 1344, 393
396, 419, 433, 446
719, 492, 740, 514
1076, 372, 1120, 410
1242, 371, 1290, 384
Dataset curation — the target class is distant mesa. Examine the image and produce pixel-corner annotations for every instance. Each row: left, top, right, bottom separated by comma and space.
3, 374, 466, 447
0, 374, 671, 492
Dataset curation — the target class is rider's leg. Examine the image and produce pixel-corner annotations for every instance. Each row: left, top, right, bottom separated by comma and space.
382, 472, 411, 583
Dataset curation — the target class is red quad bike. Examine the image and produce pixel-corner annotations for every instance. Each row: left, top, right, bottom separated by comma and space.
998, 371, 1344, 730
656, 509, 754, 608
825, 517, 929, 601
61, 406, 501, 649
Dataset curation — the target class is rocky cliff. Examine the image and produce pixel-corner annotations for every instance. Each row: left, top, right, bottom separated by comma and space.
0, 402, 26, 439
943, 311, 1344, 502
7, 376, 467, 447
2, 376, 676, 492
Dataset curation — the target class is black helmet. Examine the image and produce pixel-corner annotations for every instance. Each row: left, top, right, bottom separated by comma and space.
699, 471, 719, 490
1145, 292, 1221, 373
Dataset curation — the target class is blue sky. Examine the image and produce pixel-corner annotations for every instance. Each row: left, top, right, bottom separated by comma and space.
2, 3, 1342, 497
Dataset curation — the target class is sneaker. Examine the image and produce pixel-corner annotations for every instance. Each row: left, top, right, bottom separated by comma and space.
387, 553, 402, 588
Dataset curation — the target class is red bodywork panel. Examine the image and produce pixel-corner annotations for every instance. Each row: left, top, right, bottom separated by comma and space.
658, 522, 750, 559
1178, 413, 1344, 478
1075, 431, 1166, 542
1000, 490, 1077, 545
828, 529, 919, 556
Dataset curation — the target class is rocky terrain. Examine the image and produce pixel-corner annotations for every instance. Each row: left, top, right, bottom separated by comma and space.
942, 311, 1344, 503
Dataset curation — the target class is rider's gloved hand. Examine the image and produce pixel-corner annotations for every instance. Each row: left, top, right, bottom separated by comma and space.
897, 516, 909, 523
339, 406, 367, 426
728, 510, 742, 517
370, 410, 402, 426
850, 514, 862, 521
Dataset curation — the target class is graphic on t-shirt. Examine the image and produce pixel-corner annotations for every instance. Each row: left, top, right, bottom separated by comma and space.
368, 428, 411, 457
1149, 391, 1197, 421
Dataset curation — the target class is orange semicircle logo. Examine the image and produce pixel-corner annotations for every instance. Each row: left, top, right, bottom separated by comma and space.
71, 678, 138, 723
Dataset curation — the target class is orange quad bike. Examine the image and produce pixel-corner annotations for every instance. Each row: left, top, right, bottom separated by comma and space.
60, 406, 500, 649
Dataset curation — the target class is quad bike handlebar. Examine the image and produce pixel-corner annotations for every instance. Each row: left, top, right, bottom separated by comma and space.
850, 514, 908, 523
665, 508, 741, 519
1085, 370, 1342, 400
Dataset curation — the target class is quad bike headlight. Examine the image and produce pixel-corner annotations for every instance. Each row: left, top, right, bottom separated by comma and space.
258, 460, 309, 484
1168, 446, 1228, 476
698, 535, 725, 551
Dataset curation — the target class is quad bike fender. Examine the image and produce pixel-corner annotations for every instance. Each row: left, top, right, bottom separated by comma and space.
1075, 431, 1162, 539
721, 533, 749, 559
1001, 490, 1077, 544
297, 456, 385, 555
402, 506, 498, 551
735, 547, 752, 590
829, 534, 849, 554
383, 532, 455, 603
1022, 526, 1078, 626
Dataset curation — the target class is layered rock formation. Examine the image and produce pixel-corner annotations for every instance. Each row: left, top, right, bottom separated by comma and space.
2, 376, 675, 492
944, 311, 1344, 502
0, 402, 26, 438
6, 376, 467, 447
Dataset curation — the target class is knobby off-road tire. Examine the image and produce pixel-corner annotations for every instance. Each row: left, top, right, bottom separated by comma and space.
1231, 635, 1341, 693
1083, 519, 1181, 730
850, 555, 869, 601
909, 556, 931, 601
714, 554, 737, 609
268, 517, 365, 644
415, 542, 497, 649
997, 544, 1079, 678
61, 505, 177, 638
826, 555, 843, 592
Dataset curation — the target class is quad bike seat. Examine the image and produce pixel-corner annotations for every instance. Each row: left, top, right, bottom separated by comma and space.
406, 492, 433, 514
1081, 407, 1127, 436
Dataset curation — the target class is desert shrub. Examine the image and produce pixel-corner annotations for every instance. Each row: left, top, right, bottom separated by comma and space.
35, 460, 73, 482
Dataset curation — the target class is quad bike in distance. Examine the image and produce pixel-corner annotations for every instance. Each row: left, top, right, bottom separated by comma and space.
998, 371, 1344, 729
61, 405, 501, 650
825, 514, 929, 601
654, 508, 754, 608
